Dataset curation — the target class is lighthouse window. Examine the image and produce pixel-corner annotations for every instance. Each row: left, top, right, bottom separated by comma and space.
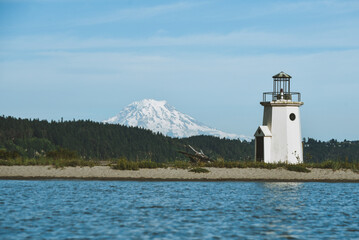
290, 113, 296, 121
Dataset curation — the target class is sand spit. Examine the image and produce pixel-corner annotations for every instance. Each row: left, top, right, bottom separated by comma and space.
1, 166, 359, 182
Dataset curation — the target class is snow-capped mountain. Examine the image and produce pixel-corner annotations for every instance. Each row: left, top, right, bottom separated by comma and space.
104, 99, 249, 140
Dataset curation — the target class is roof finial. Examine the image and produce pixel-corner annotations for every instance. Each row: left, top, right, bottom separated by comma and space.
273, 71, 291, 78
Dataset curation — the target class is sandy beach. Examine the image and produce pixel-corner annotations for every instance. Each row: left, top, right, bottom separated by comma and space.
0, 166, 358, 181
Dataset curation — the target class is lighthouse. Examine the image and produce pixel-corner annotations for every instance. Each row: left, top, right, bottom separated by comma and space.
254, 72, 303, 164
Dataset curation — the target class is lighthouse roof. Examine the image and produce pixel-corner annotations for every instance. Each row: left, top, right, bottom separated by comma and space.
254, 126, 272, 137
273, 71, 291, 78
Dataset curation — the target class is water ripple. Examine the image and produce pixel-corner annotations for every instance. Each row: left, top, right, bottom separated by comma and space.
0, 181, 358, 239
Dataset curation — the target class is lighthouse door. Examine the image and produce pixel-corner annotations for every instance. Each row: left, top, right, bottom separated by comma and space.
256, 137, 264, 162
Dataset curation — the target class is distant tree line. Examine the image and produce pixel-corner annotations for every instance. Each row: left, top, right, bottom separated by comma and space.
303, 138, 359, 163
0, 116, 358, 162
0, 116, 253, 161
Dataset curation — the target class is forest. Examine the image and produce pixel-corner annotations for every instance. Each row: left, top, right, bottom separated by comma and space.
0, 115, 358, 163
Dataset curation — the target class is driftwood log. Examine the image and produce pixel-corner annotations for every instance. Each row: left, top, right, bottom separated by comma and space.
178, 145, 212, 163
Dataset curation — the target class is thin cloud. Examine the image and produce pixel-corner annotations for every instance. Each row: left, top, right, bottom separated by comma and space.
75, 2, 204, 26
2, 29, 358, 52
219, 0, 359, 23
272, 0, 359, 14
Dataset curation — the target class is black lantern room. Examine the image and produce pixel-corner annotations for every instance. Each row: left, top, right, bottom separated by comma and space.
273, 71, 291, 99
262, 71, 301, 102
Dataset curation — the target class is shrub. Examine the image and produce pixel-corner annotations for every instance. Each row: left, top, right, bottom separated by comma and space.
189, 167, 210, 173
46, 148, 79, 160
50, 158, 96, 168
138, 160, 164, 169
206, 160, 240, 168
171, 160, 191, 169
0, 150, 20, 160
111, 158, 139, 170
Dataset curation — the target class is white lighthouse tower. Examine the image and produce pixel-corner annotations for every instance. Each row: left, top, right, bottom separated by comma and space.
254, 72, 303, 164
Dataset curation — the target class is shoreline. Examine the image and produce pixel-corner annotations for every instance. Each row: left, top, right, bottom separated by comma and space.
1, 166, 359, 182
2, 177, 359, 182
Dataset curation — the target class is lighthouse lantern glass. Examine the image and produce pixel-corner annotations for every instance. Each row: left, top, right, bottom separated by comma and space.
273, 77, 291, 100
262, 72, 301, 102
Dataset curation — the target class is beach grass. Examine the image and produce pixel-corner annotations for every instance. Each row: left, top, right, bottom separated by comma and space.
1, 157, 358, 173
111, 158, 166, 171
284, 164, 311, 173
189, 167, 210, 173
0, 157, 97, 168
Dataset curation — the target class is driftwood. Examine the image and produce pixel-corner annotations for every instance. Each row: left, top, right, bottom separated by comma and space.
178, 145, 212, 163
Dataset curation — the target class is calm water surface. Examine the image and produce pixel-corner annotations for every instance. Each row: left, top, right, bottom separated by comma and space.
0, 181, 358, 239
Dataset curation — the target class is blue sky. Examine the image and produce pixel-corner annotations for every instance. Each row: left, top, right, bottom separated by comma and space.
1, 0, 359, 140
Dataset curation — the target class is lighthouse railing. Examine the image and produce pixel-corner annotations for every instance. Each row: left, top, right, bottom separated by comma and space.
263, 92, 301, 102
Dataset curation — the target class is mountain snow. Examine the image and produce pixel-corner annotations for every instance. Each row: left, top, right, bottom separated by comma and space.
104, 99, 249, 140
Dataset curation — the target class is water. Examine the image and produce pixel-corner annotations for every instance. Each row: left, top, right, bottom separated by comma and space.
0, 181, 358, 239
